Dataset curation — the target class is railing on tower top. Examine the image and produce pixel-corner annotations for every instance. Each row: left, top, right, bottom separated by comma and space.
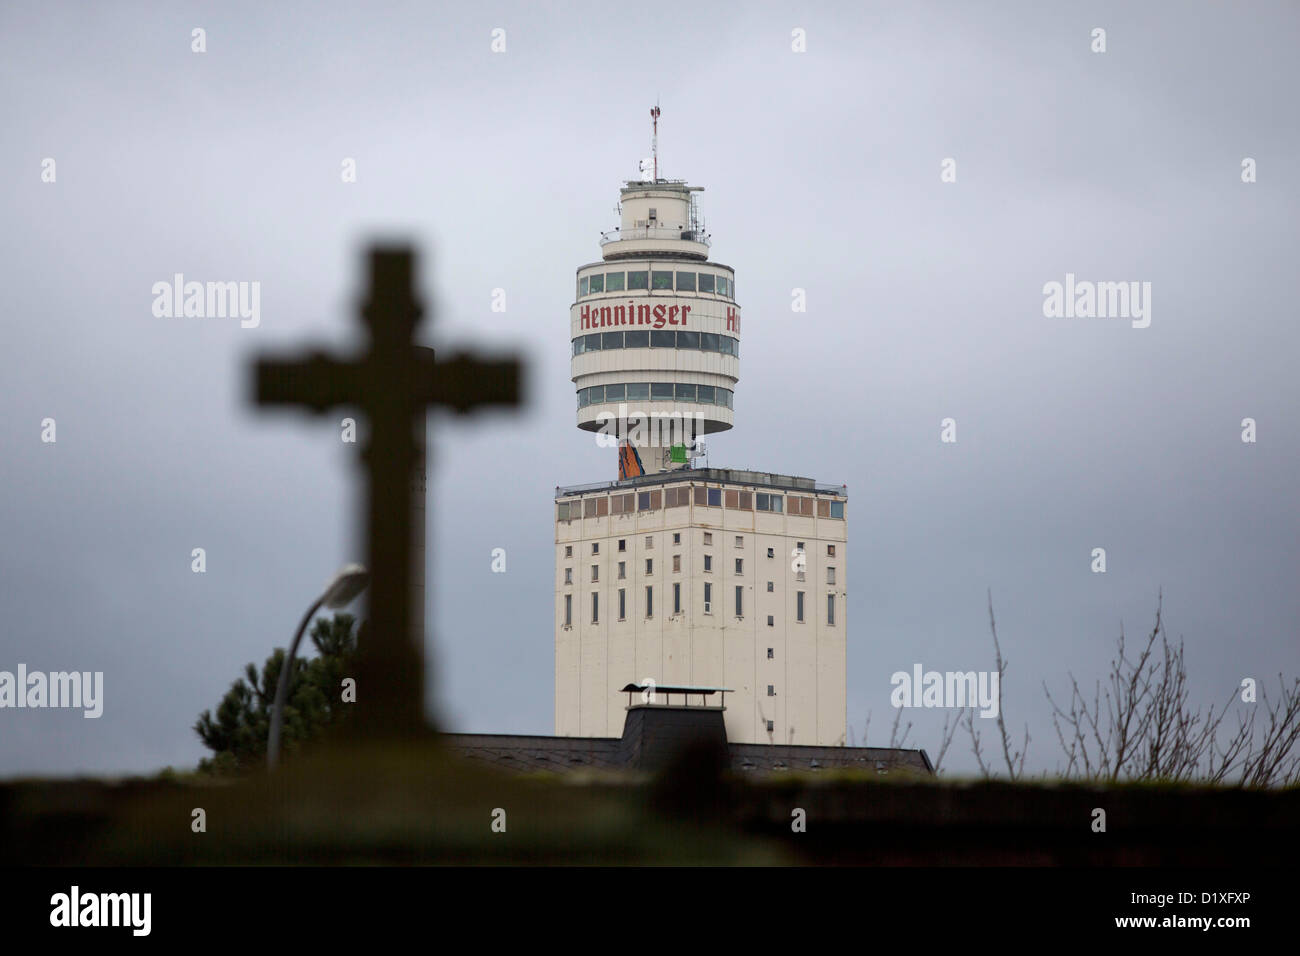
600, 227, 710, 247
555, 471, 848, 498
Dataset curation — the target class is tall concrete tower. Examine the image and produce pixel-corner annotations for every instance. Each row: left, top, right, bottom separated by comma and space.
571, 176, 738, 475
555, 112, 847, 746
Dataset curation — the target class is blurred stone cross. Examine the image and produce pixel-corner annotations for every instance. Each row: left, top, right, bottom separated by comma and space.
253, 246, 522, 737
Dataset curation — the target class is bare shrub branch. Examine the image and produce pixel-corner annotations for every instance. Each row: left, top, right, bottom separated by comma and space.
1043, 591, 1300, 787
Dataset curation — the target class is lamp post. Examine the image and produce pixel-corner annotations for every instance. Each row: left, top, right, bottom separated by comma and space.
267, 564, 370, 769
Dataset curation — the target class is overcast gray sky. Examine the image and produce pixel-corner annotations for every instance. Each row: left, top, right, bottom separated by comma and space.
2, 0, 1297, 777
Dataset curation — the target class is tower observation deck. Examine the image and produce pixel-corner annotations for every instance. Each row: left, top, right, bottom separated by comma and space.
570, 172, 740, 475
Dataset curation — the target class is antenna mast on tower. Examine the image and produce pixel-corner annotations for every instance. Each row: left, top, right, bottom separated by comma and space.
650, 103, 661, 182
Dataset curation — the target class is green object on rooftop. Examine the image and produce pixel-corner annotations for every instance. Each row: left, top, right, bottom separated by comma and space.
670, 444, 688, 463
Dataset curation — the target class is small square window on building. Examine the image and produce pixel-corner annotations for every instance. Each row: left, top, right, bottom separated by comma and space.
673, 554, 681, 573
618, 539, 626, 552
767, 547, 774, 558
592, 543, 599, 554
564, 568, 572, 585
591, 565, 599, 582
645, 585, 653, 618
767, 647, 774, 659
735, 535, 744, 548
735, 558, 743, 575
673, 582, 681, 615
703, 555, 712, 572
672, 532, 681, 545
564, 546, 572, 558
703, 532, 713, 545
735, 585, 743, 617
645, 536, 653, 549
767, 581, 774, 592
797, 541, 805, 551
591, 592, 599, 623
767, 685, 775, 697
646, 558, 653, 575
827, 544, 836, 557
564, 594, 572, 627
703, 581, 712, 612
828, 593, 836, 626
767, 720, 774, 733
618, 561, 626, 580
767, 615, 774, 627
827, 566, 836, 585
618, 588, 626, 620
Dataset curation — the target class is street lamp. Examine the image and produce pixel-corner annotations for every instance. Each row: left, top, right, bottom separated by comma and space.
267, 563, 370, 769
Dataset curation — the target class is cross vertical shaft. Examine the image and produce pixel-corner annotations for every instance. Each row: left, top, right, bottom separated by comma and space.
253, 245, 522, 741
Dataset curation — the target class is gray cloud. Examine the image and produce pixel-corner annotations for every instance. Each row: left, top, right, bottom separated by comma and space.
1, 0, 1296, 776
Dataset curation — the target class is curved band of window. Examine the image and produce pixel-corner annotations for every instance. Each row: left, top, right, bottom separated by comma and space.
576, 383, 733, 409
573, 331, 739, 357
579, 270, 734, 299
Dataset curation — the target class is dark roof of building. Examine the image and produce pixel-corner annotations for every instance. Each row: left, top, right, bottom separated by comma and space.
444, 732, 623, 772
444, 705, 932, 777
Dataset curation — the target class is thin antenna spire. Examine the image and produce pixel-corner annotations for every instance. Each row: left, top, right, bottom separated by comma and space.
650, 102, 661, 182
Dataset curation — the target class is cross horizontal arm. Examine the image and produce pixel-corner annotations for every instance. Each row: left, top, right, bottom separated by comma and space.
426, 352, 523, 413
254, 353, 362, 412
